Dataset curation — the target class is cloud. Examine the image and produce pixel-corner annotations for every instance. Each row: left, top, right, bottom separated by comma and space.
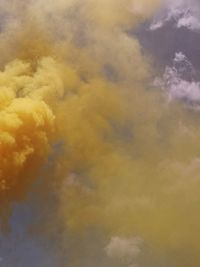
150, 0, 200, 31
155, 52, 200, 107
105, 236, 143, 263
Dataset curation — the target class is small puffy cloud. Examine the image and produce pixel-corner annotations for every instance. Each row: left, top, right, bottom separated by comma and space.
105, 236, 143, 263
150, 0, 200, 32
177, 12, 200, 30
155, 52, 200, 107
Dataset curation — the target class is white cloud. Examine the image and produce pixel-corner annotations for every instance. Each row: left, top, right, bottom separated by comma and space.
150, 0, 200, 31
105, 236, 143, 263
155, 52, 200, 107
177, 12, 200, 30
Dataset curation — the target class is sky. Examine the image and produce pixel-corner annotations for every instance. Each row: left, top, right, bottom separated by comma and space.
1, 0, 200, 266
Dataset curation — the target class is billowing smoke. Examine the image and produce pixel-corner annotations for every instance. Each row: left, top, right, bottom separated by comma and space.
1, 1, 200, 267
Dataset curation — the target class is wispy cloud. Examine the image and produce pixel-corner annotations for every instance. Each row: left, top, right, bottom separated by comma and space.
150, 0, 200, 31
155, 51, 200, 107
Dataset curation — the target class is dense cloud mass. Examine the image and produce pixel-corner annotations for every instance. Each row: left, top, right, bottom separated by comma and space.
1, 1, 200, 267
